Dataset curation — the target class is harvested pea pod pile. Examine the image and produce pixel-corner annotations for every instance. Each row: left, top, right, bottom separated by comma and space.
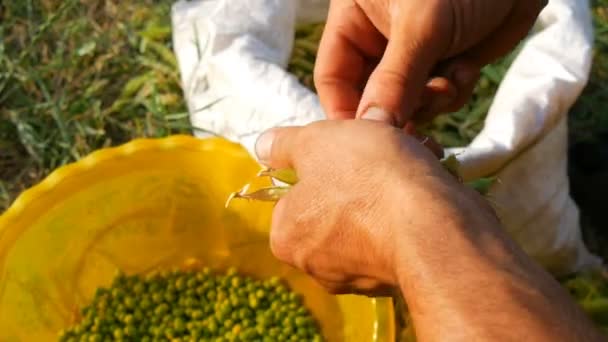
59, 268, 323, 342
287, 22, 521, 148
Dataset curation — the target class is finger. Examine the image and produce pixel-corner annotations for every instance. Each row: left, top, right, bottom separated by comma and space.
415, 77, 458, 123
314, 0, 386, 119
414, 62, 480, 123
411, 0, 541, 121
459, 0, 544, 67
255, 126, 302, 169
356, 3, 446, 127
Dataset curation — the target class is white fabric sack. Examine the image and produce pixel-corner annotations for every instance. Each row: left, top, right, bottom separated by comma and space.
171, 0, 601, 275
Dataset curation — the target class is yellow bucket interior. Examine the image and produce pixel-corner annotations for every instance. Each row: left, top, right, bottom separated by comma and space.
0, 135, 395, 342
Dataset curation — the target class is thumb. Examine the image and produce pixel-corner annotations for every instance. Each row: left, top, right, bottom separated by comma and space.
356, 9, 445, 127
255, 126, 302, 169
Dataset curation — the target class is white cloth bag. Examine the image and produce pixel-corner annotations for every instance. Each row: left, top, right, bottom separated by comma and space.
171, 0, 601, 275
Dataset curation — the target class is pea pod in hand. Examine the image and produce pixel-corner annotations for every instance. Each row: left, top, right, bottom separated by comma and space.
225, 168, 296, 207
226, 157, 496, 207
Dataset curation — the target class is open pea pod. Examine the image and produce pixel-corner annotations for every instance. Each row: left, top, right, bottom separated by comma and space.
257, 168, 299, 185
228, 157, 495, 207
226, 186, 291, 206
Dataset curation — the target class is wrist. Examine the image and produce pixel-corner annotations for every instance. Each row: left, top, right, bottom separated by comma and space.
389, 187, 597, 341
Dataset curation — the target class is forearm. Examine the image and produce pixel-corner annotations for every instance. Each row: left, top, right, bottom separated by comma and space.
393, 192, 604, 341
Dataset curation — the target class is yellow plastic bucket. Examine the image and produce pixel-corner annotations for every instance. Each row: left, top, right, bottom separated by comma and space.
0, 135, 395, 341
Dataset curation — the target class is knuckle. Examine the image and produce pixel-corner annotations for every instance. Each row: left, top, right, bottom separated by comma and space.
370, 67, 409, 90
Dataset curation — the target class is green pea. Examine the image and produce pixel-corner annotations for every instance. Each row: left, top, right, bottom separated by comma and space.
269, 277, 281, 286
174, 318, 186, 332
152, 292, 163, 303
191, 309, 203, 319
207, 289, 217, 300
176, 276, 187, 290
88, 335, 102, 342
112, 329, 123, 339
164, 291, 176, 302
150, 326, 161, 336
276, 284, 287, 294
155, 303, 169, 315
297, 327, 309, 337
60, 268, 323, 341
172, 307, 185, 317
111, 288, 123, 299
283, 325, 294, 336
208, 321, 218, 334
230, 276, 242, 288
124, 325, 136, 337
148, 280, 160, 291
255, 289, 265, 299
195, 271, 207, 282
133, 282, 145, 295
248, 297, 259, 309
288, 292, 300, 303
294, 316, 307, 327
164, 327, 175, 339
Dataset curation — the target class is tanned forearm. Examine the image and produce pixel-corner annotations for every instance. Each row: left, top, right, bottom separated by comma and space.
394, 193, 605, 342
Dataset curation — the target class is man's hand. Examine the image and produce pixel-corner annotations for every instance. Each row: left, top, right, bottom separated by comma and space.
315, 0, 547, 126
255, 119, 495, 295
255, 120, 604, 341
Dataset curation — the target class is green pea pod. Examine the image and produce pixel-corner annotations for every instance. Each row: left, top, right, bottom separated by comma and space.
466, 177, 497, 196
226, 186, 291, 207
257, 168, 299, 185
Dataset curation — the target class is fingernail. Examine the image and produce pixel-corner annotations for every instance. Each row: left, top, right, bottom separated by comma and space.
255, 129, 276, 165
360, 107, 394, 124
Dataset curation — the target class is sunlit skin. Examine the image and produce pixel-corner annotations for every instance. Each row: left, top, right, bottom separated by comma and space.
314, 0, 548, 126
256, 120, 604, 341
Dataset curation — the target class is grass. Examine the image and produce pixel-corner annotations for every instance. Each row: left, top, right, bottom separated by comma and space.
570, 1, 608, 144
2, 0, 608, 338
0, 0, 191, 211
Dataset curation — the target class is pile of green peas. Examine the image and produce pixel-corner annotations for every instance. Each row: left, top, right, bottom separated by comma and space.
58, 268, 324, 342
